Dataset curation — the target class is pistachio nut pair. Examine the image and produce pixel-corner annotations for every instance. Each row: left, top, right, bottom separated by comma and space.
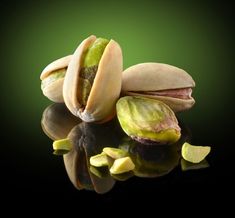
122, 63, 195, 112
40, 35, 123, 123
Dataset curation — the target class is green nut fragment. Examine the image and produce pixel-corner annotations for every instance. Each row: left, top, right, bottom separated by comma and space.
181, 142, 211, 163
116, 96, 181, 145
109, 157, 135, 174
53, 138, 72, 151
79, 38, 110, 106
41, 68, 66, 90
83, 38, 109, 67
90, 152, 109, 167
103, 147, 128, 159
181, 158, 209, 171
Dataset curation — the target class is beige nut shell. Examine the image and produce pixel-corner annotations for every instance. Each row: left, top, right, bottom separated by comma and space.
122, 63, 195, 112
40, 55, 72, 102
63, 35, 123, 122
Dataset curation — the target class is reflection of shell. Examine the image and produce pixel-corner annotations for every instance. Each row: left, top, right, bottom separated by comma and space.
41, 103, 80, 140
40, 55, 72, 102
63, 35, 123, 123
63, 123, 116, 193
122, 63, 195, 112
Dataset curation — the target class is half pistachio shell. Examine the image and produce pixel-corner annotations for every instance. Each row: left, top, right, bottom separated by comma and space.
40, 55, 72, 102
116, 96, 181, 145
121, 63, 195, 112
63, 35, 123, 123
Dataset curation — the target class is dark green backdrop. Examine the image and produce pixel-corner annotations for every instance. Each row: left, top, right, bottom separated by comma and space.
1, 0, 234, 200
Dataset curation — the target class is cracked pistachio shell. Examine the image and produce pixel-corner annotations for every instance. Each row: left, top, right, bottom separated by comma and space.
63, 35, 123, 123
121, 63, 195, 112
40, 55, 72, 102
116, 96, 181, 145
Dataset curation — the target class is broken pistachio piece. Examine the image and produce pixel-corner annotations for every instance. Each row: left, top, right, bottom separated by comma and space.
63, 35, 123, 123
109, 157, 135, 174
90, 152, 109, 167
181, 142, 211, 163
40, 55, 72, 102
103, 147, 128, 159
121, 63, 195, 112
53, 138, 72, 151
116, 96, 181, 145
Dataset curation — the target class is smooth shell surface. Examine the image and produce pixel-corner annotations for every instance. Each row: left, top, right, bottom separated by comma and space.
122, 63, 195, 112
40, 55, 72, 102
63, 35, 123, 122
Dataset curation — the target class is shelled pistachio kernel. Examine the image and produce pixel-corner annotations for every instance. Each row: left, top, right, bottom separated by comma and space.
90, 152, 109, 167
181, 142, 211, 163
110, 157, 135, 174
53, 138, 72, 151
103, 147, 128, 159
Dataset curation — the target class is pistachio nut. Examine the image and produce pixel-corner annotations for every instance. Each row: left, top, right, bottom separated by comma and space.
40, 55, 72, 102
121, 63, 195, 112
63, 35, 123, 123
116, 96, 181, 145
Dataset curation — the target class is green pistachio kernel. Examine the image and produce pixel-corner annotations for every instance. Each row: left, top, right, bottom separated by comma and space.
116, 96, 181, 145
90, 152, 109, 167
79, 38, 109, 106
83, 38, 109, 67
181, 142, 211, 163
52, 138, 72, 151
41, 68, 66, 90
109, 157, 135, 174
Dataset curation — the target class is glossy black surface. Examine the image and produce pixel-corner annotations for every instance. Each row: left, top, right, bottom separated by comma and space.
1, 0, 234, 208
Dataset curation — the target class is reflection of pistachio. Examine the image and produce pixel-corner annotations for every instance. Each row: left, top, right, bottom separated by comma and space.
116, 96, 181, 145
122, 63, 195, 112
181, 142, 211, 163
110, 157, 135, 174
41, 103, 80, 140
63, 35, 123, 123
40, 55, 72, 102
64, 122, 118, 194
181, 159, 209, 171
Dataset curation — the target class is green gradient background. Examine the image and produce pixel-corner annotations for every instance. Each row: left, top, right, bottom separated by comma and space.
2, 0, 233, 130
1, 0, 234, 198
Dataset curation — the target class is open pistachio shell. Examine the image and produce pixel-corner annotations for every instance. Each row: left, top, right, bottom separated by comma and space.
63, 35, 123, 123
116, 96, 181, 145
40, 55, 72, 102
122, 63, 195, 112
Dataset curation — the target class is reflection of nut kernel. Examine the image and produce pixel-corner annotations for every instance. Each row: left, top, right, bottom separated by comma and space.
110, 157, 135, 174
90, 152, 109, 167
